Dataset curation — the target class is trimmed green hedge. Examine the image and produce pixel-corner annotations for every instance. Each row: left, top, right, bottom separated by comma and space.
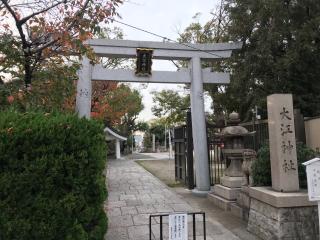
252, 142, 317, 188
0, 111, 107, 240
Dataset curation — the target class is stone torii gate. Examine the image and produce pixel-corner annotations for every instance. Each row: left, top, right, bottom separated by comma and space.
76, 39, 241, 195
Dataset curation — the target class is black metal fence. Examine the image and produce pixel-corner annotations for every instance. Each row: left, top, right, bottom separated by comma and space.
173, 113, 270, 189
173, 126, 187, 186
173, 119, 225, 188
149, 212, 206, 240
240, 119, 269, 151
173, 111, 195, 189
207, 127, 224, 185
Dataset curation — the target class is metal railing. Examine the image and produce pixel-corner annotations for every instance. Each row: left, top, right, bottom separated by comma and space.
173, 123, 226, 188
149, 212, 206, 240
240, 119, 269, 151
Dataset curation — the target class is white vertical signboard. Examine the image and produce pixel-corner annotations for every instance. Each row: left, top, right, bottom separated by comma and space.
169, 213, 188, 240
303, 158, 320, 240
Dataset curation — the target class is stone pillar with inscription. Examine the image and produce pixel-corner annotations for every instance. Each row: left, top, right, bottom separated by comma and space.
267, 94, 299, 192
76, 56, 92, 119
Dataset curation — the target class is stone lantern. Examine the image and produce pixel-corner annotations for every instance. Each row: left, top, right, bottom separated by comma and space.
209, 112, 255, 211
216, 112, 255, 179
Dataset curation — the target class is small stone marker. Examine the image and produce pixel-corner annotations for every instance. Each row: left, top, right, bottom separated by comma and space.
169, 213, 188, 240
267, 94, 299, 192
303, 158, 320, 240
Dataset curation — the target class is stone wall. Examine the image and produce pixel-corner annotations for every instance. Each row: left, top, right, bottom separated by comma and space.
247, 198, 318, 240
237, 190, 251, 221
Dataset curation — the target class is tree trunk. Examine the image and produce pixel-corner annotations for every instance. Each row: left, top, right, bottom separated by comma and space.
24, 53, 32, 88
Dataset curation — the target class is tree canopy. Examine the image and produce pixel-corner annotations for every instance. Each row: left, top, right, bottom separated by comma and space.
0, 0, 122, 87
225, 0, 320, 118
151, 89, 190, 126
179, 0, 320, 120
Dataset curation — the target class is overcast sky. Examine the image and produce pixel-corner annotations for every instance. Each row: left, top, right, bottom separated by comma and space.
110, 0, 219, 121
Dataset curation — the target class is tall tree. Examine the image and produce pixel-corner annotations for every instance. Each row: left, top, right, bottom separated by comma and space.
91, 83, 144, 135
0, 64, 77, 112
180, 0, 320, 120
0, 27, 126, 114
225, 0, 320, 118
149, 118, 168, 147
0, 0, 122, 88
178, 4, 231, 117
151, 89, 190, 126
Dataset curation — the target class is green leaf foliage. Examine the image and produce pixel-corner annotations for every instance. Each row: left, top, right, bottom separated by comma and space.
179, 1, 320, 120
0, 111, 107, 240
252, 142, 317, 188
225, 0, 320, 119
151, 90, 190, 126
251, 144, 272, 186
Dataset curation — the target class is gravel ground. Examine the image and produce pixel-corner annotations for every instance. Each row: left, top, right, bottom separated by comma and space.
135, 159, 181, 187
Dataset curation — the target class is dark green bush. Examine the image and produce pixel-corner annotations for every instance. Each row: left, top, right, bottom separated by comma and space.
252, 142, 317, 188
251, 144, 272, 186
0, 111, 107, 240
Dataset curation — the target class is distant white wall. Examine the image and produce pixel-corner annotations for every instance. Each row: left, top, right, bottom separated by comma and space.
305, 117, 320, 152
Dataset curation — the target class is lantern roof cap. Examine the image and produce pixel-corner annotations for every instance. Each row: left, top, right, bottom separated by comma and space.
216, 125, 255, 138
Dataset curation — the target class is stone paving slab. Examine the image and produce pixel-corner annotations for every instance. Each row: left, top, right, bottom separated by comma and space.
105, 158, 258, 240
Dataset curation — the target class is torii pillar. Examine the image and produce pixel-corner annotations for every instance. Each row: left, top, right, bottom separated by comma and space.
190, 56, 210, 194
76, 39, 242, 196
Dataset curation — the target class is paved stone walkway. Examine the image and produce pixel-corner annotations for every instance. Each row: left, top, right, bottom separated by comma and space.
105, 158, 258, 240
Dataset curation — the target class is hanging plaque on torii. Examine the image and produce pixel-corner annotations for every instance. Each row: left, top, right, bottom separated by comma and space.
135, 48, 153, 77
76, 39, 242, 195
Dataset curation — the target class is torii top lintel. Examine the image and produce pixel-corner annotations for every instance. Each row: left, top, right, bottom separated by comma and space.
86, 39, 242, 60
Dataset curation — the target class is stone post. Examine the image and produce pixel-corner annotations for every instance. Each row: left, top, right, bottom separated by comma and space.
115, 139, 121, 159
190, 57, 210, 194
76, 56, 92, 119
267, 94, 299, 192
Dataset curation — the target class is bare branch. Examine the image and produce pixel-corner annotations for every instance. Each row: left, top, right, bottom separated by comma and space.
1, 0, 29, 48
19, 0, 66, 24
31, 0, 91, 54
1, 0, 20, 23
30, 38, 58, 54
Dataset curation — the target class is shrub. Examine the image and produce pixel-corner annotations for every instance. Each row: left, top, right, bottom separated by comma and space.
252, 142, 317, 188
0, 111, 107, 240
251, 144, 272, 186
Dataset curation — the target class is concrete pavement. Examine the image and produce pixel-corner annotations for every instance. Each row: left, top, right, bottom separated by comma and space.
104, 155, 259, 240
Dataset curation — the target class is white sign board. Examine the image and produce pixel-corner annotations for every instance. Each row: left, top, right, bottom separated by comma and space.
303, 158, 320, 240
168, 213, 188, 240
303, 158, 320, 201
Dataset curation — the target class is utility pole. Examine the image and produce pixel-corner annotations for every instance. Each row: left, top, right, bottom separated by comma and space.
168, 127, 172, 159
164, 125, 167, 151
131, 130, 134, 154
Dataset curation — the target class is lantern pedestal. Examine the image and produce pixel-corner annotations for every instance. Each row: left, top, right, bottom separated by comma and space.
209, 179, 242, 210
224, 156, 243, 177
209, 151, 245, 209
209, 161, 243, 211
220, 176, 242, 188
